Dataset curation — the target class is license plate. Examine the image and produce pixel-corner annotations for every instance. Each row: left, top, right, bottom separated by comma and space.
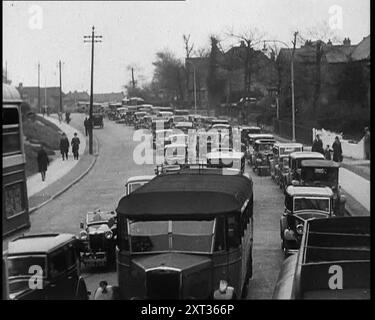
82, 253, 107, 267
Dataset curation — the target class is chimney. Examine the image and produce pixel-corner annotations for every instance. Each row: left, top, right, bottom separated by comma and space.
343, 37, 351, 46
19, 82, 23, 89
240, 41, 245, 47
327, 39, 333, 46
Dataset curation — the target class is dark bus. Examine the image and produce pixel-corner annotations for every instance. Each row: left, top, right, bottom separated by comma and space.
115, 169, 254, 299
273, 216, 370, 299
2, 84, 30, 237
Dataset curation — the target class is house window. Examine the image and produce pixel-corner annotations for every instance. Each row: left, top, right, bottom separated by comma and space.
3, 107, 21, 156
4, 181, 26, 218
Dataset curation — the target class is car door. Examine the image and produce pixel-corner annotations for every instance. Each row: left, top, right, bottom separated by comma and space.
47, 244, 78, 299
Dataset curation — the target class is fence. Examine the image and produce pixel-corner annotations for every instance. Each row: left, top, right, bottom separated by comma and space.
273, 119, 313, 145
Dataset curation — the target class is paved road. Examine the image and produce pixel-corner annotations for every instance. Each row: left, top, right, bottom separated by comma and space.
23, 115, 287, 299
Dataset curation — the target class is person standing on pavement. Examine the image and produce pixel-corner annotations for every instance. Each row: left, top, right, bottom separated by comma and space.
324, 145, 332, 160
59, 133, 69, 160
332, 136, 343, 163
37, 145, 49, 182
71, 133, 80, 160
364, 127, 370, 160
84, 117, 89, 136
312, 134, 324, 155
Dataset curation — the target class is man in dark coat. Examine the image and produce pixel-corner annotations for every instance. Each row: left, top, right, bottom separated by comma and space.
84, 118, 89, 136
71, 132, 80, 160
59, 133, 69, 160
332, 136, 343, 163
37, 145, 49, 181
312, 134, 324, 155
324, 144, 332, 160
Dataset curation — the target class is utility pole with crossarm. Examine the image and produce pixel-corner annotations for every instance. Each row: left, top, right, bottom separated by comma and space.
84, 26, 102, 155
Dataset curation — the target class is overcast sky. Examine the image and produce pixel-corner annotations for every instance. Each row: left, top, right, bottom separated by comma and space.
3, 0, 370, 93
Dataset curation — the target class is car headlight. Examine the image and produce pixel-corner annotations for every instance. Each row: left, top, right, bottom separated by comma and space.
105, 230, 113, 239
79, 230, 88, 240
296, 224, 304, 235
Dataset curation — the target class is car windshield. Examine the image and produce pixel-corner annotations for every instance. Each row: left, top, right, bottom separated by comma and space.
129, 182, 144, 193
129, 220, 214, 253
258, 143, 273, 151
87, 223, 110, 233
294, 197, 330, 213
280, 146, 302, 156
8, 256, 46, 278
173, 116, 187, 122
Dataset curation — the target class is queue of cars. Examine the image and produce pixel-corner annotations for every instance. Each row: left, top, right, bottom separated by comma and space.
3, 104, 362, 300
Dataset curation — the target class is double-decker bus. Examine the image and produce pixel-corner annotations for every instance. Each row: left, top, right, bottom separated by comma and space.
2, 84, 30, 237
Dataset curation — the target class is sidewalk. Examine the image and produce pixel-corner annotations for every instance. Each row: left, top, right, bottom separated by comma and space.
27, 115, 86, 198
27, 114, 98, 212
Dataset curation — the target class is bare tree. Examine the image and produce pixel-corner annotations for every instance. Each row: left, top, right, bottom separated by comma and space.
226, 27, 266, 94
194, 47, 210, 58
183, 34, 194, 59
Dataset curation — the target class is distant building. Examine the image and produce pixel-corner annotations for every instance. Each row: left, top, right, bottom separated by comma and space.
17, 83, 64, 113
93, 92, 125, 104
63, 91, 90, 110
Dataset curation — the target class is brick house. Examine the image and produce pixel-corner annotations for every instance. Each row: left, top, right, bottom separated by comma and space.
276, 36, 370, 119
17, 83, 64, 113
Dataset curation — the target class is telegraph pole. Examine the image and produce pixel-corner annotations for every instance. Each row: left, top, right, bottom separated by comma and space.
84, 26, 102, 155
59, 60, 62, 114
131, 67, 136, 89
291, 31, 298, 142
38, 62, 41, 114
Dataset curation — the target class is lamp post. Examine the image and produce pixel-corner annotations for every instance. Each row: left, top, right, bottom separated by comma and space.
261, 33, 298, 141
186, 60, 197, 114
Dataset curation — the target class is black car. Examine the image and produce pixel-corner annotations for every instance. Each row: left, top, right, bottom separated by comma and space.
5, 233, 89, 300
92, 113, 104, 128
79, 210, 117, 268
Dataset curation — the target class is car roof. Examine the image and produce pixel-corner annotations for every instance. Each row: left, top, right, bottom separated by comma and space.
255, 139, 276, 144
212, 124, 231, 128
116, 172, 253, 219
289, 151, 325, 159
7, 234, 76, 255
126, 175, 156, 184
241, 126, 261, 130
286, 186, 333, 197
207, 151, 244, 159
86, 211, 116, 224
175, 122, 193, 126
273, 142, 303, 148
248, 133, 274, 138
301, 159, 340, 168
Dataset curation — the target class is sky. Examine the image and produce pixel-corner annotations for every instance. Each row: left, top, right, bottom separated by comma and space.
3, 0, 370, 93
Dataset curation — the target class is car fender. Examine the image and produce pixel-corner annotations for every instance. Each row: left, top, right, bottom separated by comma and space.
280, 216, 287, 239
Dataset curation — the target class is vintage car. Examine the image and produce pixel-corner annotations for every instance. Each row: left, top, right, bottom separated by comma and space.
79, 210, 117, 268
240, 126, 261, 146
273, 216, 370, 299
206, 149, 245, 174
114, 169, 254, 299
280, 185, 335, 256
153, 128, 173, 150
164, 143, 188, 165
5, 233, 89, 300
300, 159, 346, 216
174, 121, 194, 133
252, 139, 276, 175
247, 134, 274, 164
133, 111, 147, 129
92, 113, 104, 128
281, 151, 325, 192
210, 119, 230, 127
125, 175, 155, 195
270, 143, 303, 183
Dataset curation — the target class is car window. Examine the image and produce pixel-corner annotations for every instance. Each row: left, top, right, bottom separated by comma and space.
49, 246, 76, 277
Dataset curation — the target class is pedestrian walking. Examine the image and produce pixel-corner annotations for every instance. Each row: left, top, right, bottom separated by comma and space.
94, 281, 114, 300
58, 111, 62, 124
71, 132, 80, 160
332, 136, 343, 163
324, 145, 332, 160
364, 127, 370, 160
312, 134, 324, 155
37, 145, 49, 182
46, 106, 50, 117
42, 106, 45, 117
84, 117, 89, 136
59, 133, 69, 160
